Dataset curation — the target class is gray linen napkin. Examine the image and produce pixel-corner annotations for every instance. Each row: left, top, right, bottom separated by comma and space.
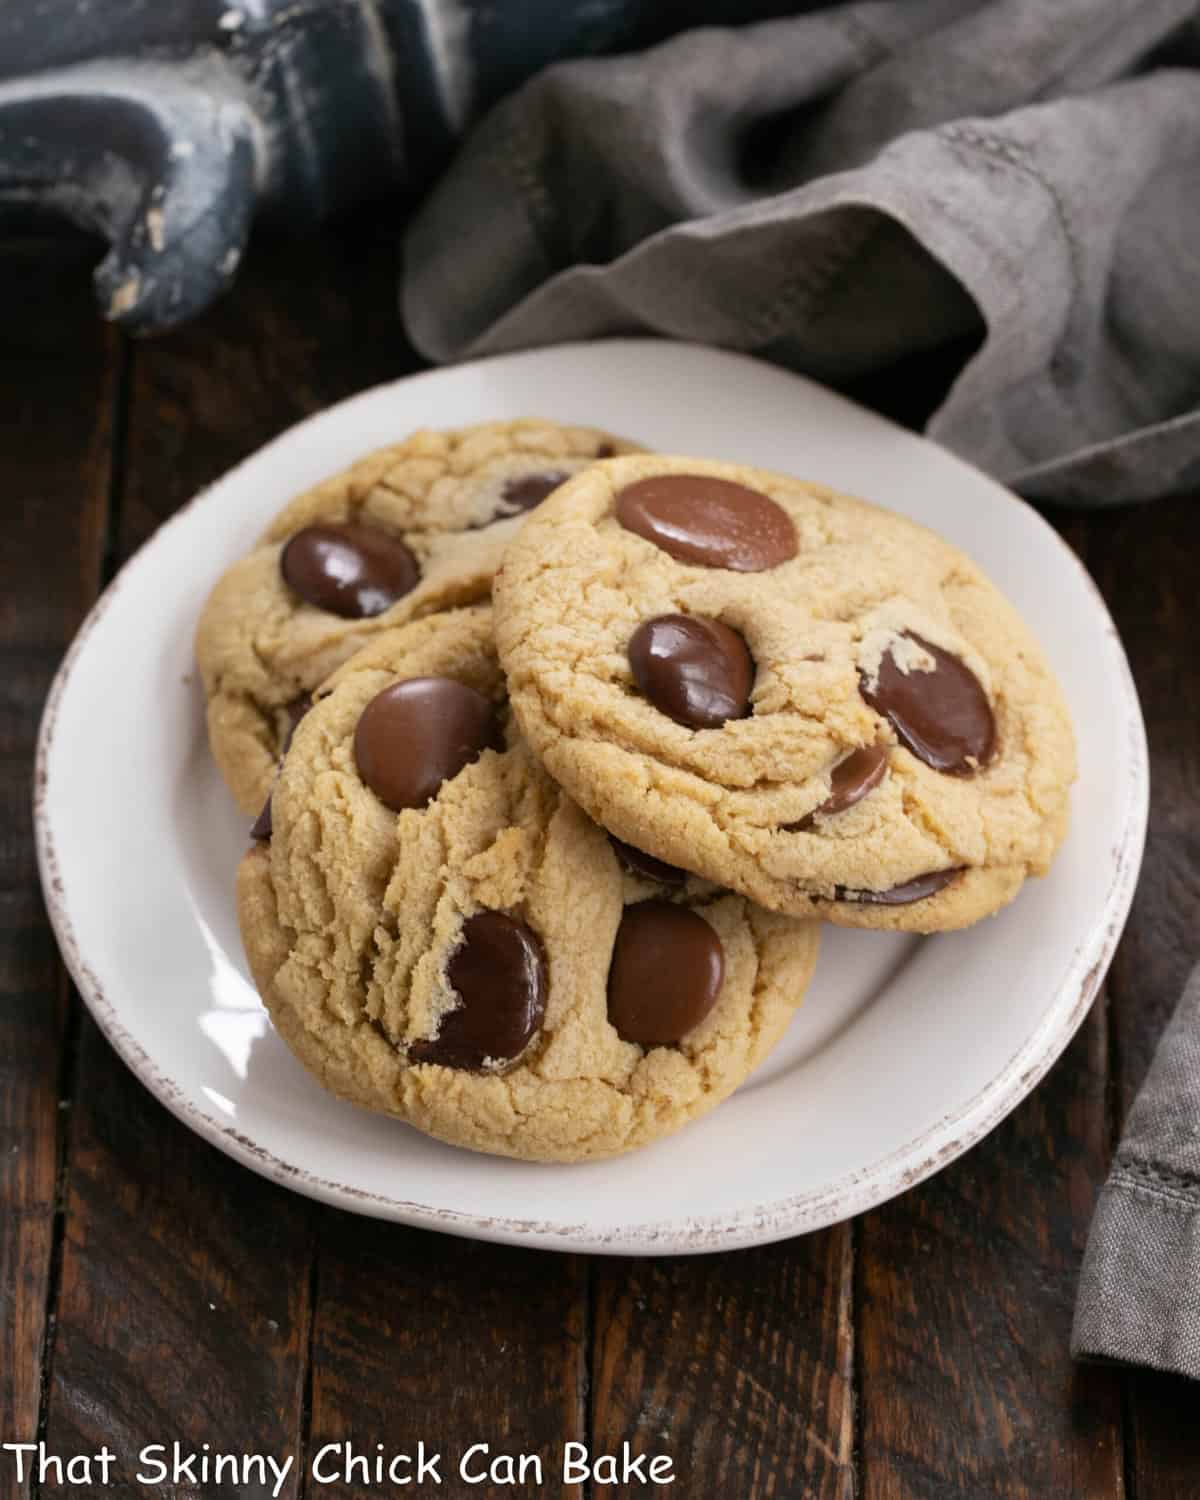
1073, 965, 1200, 1381
403, 0, 1200, 506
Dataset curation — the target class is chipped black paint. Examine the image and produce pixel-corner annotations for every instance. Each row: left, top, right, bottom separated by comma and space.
0, 0, 800, 332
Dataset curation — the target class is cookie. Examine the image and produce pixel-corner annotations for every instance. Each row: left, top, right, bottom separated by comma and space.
236, 605, 819, 1162
493, 455, 1076, 932
196, 419, 641, 815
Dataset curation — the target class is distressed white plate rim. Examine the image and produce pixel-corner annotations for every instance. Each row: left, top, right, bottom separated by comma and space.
35, 340, 1147, 1255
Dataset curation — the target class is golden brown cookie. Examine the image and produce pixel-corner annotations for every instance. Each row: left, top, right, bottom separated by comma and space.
237, 606, 819, 1162
196, 419, 641, 815
493, 455, 1076, 932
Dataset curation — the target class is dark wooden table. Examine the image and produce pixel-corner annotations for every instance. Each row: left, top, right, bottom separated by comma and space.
3, 218, 1198, 1500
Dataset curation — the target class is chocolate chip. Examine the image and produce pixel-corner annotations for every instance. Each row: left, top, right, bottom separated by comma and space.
354, 676, 500, 812
788, 743, 889, 830
609, 835, 687, 887
281, 693, 311, 751
281, 522, 419, 618
250, 793, 273, 841
250, 695, 314, 842
499, 470, 571, 515
860, 633, 995, 775
595, 442, 616, 458
607, 900, 725, 1046
628, 614, 754, 729
616, 474, 797, 571
835, 868, 964, 905
409, 911, 546, 1071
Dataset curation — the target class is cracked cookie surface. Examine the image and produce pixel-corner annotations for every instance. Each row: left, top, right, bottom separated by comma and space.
494, 455, 1076, 932
197, 419, 641, 815
236, 606, 820, 1162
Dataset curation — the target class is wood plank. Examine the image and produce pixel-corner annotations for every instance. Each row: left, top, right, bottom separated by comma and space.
305, 1220, 587, 1499
1081, 490, 1200, 1498
0, 237, 115, 1491
1123, 1369, 1200, 1500
39, 217, 413, 1490
590, 1228, 855, 1497
857, 1000, 1124, 1500
42, 1018, 313, 1497
1084, 492, 1200, 1109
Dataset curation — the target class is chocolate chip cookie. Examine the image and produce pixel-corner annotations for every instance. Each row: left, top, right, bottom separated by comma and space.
236, 605, 819, 1162
196, 419, 641, 815
494, 455, 1076, 932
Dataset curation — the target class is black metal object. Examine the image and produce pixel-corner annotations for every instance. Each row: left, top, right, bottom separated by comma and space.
0, 0, 802, 333
0, 1, 400, 331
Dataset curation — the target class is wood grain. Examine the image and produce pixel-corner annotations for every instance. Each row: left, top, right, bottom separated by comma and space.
590, 1229, 855, 1497
857, 1001, 1124, 1499
41, 1020, 313, 1497
1083, 491, 1200, 1499
0, 239, 114, 1490
1084, 493, 1200, 1108
305, 1218, 587, 1499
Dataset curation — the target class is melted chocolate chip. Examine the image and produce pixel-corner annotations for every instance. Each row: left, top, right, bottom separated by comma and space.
860, 633, 995, 775
788, 743, 889, 830
609, 835, 687, 887
498, 469, 571, 517
282, 694, 311, 751
281, 522, 419, 618
354, 677, 500, 812
249, 695, 314, 842
250, 793, 273, 841
595, 442, 616, 458
628, 614, 754, 729
835, 868, 964, 905
616, 474, 797, 571
409, 911, 546, 1071
607, 900, 725, 1046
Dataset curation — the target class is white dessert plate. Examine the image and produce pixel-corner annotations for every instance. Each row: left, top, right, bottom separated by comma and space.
35, 340, 1147, 1255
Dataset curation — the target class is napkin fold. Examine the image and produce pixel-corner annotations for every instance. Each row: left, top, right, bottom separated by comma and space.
403, 0, 1200, 506
1073, 964, 1200, 1382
